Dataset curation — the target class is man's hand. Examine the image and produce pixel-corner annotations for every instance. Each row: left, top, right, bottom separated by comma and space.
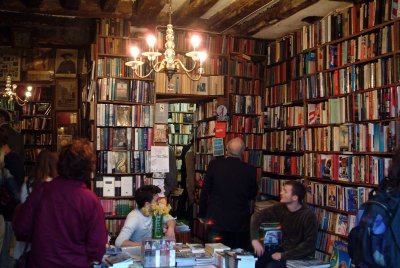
251, 239, 264, 257
271, 252, 282, 261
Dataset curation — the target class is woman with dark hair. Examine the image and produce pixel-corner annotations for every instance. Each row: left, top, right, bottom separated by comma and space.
13, 139, 108, 267
13, 149, 58, 260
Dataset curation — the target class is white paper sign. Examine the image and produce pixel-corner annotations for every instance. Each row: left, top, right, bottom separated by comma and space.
151, 146, 169, 173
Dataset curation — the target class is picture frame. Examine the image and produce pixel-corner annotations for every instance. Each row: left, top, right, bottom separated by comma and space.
55, 49, 77, 78
24, 48, 55, 81
0, 49, 21, 81
55, 79, 78, 110
56, 111, 78, 151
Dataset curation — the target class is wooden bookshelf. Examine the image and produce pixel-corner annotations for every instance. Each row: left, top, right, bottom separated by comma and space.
262, 1, 399, 262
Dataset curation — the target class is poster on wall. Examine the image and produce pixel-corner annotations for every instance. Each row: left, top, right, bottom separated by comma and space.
55, 79, 78, 110
24, 48, 55, 81
0, 49, 20, 81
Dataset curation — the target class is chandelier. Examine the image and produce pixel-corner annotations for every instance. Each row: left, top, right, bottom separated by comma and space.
125, 0, 207, 83
1, 75, 32, 106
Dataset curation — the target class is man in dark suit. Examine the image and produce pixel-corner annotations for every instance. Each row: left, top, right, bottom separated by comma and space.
0, 109, 23, 159
199, 137, 258, 250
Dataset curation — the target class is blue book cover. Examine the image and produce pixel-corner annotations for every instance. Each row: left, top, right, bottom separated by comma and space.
330, 241, 351, 268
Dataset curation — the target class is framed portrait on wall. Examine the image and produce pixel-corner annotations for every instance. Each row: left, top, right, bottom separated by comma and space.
55, 79, 78, 110
24, 48, 55, 81
55, 49, 77, 78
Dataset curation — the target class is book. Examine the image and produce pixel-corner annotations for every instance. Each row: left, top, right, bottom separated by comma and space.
103, 176, 115, 197
286, 258, 330, 268
104, 252, 134, 268
204, 243, 230, 255
120, 176, 133, 196
187, 243, 205, 254
330, 241, 351, 268
154, 124, 167, 143
115, 105, 132, 127
155, 103, 169, 124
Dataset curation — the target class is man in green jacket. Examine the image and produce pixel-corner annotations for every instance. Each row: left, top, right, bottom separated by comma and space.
251, 180, 317, 268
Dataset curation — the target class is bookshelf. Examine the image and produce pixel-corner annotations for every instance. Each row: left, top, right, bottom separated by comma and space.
93, 18, 155, 238
262, 0, 399, 261
20, 84, 54, 173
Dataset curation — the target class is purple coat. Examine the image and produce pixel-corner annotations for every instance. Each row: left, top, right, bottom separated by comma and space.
13, 177, 108, 268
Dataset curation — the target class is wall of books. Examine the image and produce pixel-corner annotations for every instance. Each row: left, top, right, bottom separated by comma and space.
262, 0, 399, 261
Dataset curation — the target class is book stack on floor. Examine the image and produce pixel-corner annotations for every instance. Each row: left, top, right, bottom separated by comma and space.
224, 249, 257, 268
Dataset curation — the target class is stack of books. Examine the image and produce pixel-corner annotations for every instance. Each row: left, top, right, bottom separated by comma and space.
225, 249, 257, 268
286, 258, 330, 268
104, 252, 135, 268
175, 221, 190, 232
205, 243, 231, 255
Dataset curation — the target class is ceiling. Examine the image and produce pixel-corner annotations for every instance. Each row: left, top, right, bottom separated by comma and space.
0, 0, 354, 41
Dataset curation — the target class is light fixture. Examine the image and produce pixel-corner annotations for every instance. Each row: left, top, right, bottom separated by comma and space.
125, 0, 208, 84
1, 75, 32, 106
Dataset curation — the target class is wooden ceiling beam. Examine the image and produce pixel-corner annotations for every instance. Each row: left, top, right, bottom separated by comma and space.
131, 0, 167, 27
207, 0, 274, 32
170, 0, 219, 27
233, 0, 319, 36
21, 0, 43, 8
100, 0, 120, 12
59, 0, 81, 10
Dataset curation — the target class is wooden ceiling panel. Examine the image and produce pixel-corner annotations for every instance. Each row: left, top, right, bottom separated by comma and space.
131, 0, 168, 27
234, 0, 319, 36
171, 0, 219, 27
206, 0, 275, 32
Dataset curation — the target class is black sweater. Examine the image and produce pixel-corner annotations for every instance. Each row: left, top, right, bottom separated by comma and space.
250, 203, 317, 260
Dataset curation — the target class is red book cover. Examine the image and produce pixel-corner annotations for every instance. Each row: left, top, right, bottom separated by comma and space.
214, 121, 227, 138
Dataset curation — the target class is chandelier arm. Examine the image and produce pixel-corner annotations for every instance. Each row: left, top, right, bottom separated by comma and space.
175, 59, 198, 73
133, 68, 155, 79
152, 61, 165, 73
182, 70, 202, 81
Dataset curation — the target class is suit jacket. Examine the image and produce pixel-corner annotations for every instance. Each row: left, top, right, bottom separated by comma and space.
199, 157, 258, 232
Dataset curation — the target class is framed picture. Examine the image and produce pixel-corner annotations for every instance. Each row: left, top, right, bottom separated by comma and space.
55, 79, 78, 110
24, 48, 55, 81
0, 49, 20, 81
55, 49, 77, 78
56, 111, 78, 151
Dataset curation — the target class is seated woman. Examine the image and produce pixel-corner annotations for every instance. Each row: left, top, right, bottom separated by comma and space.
115, 185, 176, 247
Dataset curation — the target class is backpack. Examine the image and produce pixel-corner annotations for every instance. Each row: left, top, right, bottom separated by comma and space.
348, 188, 400, 267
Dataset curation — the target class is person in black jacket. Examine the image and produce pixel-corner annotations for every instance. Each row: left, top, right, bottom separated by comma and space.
0, 109, 23, 159
199, 137, 258, 250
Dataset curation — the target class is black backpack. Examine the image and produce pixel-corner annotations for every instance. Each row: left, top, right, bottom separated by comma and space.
348, 188, 400, 267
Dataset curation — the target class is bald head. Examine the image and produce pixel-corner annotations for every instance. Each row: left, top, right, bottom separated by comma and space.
226, 137, 245, 158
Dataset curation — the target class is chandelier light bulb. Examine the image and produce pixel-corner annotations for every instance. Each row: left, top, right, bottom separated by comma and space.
130, 46, 140, 60
146, 35, 157, 49
27, 86, 33, 92
199, 51, 208, 64
25, 91, 32, 98
191, 35, 201, 50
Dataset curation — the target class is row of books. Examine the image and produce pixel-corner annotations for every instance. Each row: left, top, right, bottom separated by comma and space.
22, 102, 51, 116
242, 150, 263, 167
305, 153, 392, 185
97, 18, 130, 37
168, 133, 191, 146
264, 105, 304, 129
229, 59, 264, 78
96, 103, 154, 127
168, 112, 194, 124
195, 99, 217, 121
311, 206, 357, 237
100, 199, 135, 216
155, 73, 224, 95
196, 120, 215, 138
96, 127, 153, 151
156, 30, 267, 55
195, 154, 213, 171
97, 78, 155, 103
229, 77, 262, 96
259, 177, 291, 196
168, 102, 196, 113
97, 36, 133, 55
267, 54, 393, 90
105, 219, 125, 238
228, 115, 263, 133
306, 181, 373, 212
96, 150, 151, 174
93, 174, 153, 197
21, 117, 51, 130
316, 231, 346, 256
196, 138, 213, 155
303, 122, 396, 153
264, 83, 303, 106
230, 95, 262, 115
97, 57, 133, 78
263, 155, 304, 176
168, 123, 193, 135
267, 0, 398, 59
23, 133, 52, 145
24, 148, 42, 161
263, 129, 302, 152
